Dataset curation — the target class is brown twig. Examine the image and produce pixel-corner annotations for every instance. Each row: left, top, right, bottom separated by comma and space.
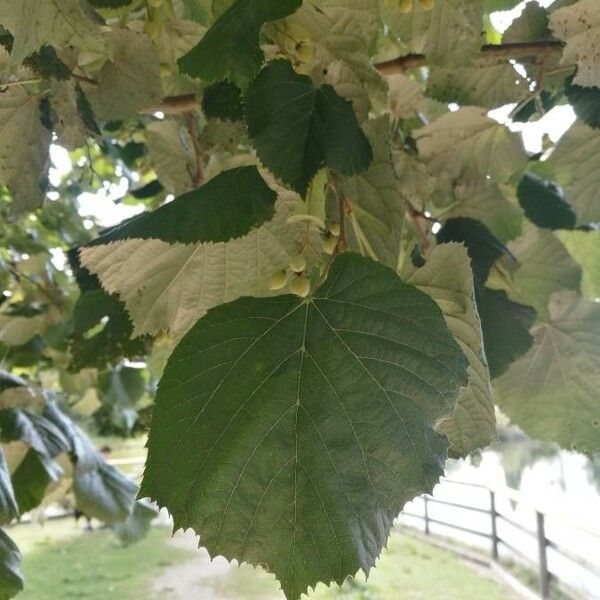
137, 42, 568, 115
375, 41, 565, 75
142, 95, 200, 115
184, 112, 204, 188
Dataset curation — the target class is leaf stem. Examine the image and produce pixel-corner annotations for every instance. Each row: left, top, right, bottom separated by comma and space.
184, 112, 204, 188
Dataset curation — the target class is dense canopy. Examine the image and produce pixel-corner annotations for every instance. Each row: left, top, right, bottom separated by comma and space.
0, 0, 599, 598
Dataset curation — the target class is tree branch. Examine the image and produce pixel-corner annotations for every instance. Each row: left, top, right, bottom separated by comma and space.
137, 42, 570, 116
376, 41, 566, 75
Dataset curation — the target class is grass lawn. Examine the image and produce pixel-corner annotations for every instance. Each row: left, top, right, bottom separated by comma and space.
8, 520, 190, 600
8, 520, 518, 599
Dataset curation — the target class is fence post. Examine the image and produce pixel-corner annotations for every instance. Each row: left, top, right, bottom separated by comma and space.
489, 490, 499, 561
423, 495, 430, 535
536, 511, 550, 600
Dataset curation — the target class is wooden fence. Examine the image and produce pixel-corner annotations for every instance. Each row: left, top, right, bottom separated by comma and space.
399, 478, 600, 600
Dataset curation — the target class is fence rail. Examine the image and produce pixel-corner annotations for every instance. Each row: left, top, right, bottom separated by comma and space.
398, 478, 600, 600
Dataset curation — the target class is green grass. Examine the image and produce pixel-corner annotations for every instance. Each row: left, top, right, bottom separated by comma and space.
7, 521, 519, 599
9, 521, 190, 600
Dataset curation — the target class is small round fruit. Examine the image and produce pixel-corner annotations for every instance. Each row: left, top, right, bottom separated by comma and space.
290, 275, 311, 298
399, 0, 413, 12
328, 222, 341, 237
321, 235, 339, 255
289, 254, 306, 273
268, 270, 287, 291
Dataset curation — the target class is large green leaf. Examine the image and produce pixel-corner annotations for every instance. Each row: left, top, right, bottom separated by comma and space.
405, 243, 495, 457
0, 87, 50, 213
80, 195, 324, 338
0, 529, 23, 600
141, 252, 468, 600
495, 291, 600, 455
0, 449, 18, 525
178, 0, 302, 86
245, 59, 372, 196
89, 167, 277, 245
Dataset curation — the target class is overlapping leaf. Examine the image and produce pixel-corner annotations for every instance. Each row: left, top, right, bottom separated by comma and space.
83, 30, 162, 120
488, 226, 581, 318
141, 253, 468, 600
245, 59, 372, 196
178, 0, 302, 85
145, 120, 195, 194
405, 243, 495, 457
70, 289, 147, 371
80, 195, 323, 338
495, 291, 600, 455
0, 87, 50, 213
341, 117, 405, 268
558, 230, 600, 299
0, 0, 103, 62
415, 107, 527, 186
517, 173, 576, 231
89, 167, 277, 245
382, 0, 484, 66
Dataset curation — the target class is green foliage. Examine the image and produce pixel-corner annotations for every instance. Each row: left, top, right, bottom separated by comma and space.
245, 59, 373, 196
90, 166, 277, 244
178, 0, 302, 85
142, 252, 467, 599
0, 0, 599, 597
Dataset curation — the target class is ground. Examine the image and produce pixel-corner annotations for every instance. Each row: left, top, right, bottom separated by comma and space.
8, 519, 520, 599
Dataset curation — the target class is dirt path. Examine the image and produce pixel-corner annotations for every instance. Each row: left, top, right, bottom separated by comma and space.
151, 530, 282, 600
